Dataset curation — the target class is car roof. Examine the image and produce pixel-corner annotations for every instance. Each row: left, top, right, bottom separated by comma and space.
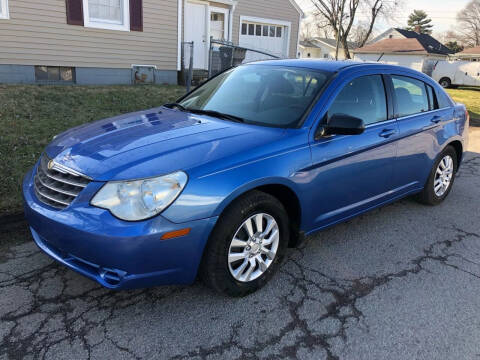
248, 59, 416, 74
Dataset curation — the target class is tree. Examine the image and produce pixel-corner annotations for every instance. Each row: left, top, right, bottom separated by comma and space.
445, 41, 464, 54
310, 0, 387, 59
406, 10, 433, 34
457, 0, 480, 47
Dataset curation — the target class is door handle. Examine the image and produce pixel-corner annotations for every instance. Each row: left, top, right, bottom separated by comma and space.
431, 115, 442, 124
379, 129, 396, 138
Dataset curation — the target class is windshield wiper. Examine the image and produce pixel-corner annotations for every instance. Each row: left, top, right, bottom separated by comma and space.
163, 103, 187, 111
187, 109, 245, 123
163, 104, 244, 123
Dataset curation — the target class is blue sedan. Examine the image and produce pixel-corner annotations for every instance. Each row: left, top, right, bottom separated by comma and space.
23, 60, 469, 296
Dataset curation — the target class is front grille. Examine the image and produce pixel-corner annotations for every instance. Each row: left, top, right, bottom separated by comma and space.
34, 155, 91, 209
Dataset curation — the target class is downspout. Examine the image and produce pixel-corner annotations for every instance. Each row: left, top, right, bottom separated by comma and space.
229, 2, 236, 43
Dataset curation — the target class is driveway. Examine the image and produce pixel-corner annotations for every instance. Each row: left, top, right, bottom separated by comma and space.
1, 127, 480, 360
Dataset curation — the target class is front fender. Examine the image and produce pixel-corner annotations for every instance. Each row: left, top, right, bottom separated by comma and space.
162, 140, 312, 224
211, 176, 302, 218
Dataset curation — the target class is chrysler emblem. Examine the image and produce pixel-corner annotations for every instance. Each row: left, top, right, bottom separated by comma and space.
47, 160, 55, 170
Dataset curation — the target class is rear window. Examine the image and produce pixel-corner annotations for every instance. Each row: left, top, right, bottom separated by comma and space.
425, 84, 438, 111
437, 89, 453, 109
392, 75, 429, 117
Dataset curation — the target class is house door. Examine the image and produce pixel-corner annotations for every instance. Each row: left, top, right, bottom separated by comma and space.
209, 7, 228, 41
184, 2, 208, 69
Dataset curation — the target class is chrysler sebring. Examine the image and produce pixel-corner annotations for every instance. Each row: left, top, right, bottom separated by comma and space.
23, 60, 469, 296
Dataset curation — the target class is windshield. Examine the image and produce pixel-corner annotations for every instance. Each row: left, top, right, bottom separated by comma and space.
178, 64, 332, 128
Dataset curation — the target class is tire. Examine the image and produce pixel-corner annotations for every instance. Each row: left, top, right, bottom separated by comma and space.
199, 190, 289, 297
439, 77, 452, 88
416, 146, 457, 205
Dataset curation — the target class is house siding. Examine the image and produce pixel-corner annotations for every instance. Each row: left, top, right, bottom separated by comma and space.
0, 0, 179, 70
232, 0, 300, 58
299, 44, 348, 60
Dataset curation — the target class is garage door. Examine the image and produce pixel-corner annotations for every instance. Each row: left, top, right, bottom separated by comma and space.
239, 18, 289, 62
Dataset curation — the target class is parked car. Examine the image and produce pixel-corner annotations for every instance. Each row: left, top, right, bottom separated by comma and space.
432, 60, 480, 88
23, 60, 469, 296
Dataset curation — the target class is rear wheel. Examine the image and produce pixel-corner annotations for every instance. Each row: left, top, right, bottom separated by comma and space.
439, 77, 452, 88
200, 191, 289, 297
416, 146, 457, 205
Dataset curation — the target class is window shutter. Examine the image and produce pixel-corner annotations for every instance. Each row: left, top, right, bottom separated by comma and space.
130, 0, 143, 32
65, 0, 84, 26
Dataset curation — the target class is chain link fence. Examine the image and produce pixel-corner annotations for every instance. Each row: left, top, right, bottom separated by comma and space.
180, 41, 194, 92
208, 38, 281, 78
180, 39, 281, 92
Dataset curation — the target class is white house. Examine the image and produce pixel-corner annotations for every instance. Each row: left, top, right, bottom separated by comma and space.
354, 28, 451, 72
455, 46, 480, 61
298, 38, 356, 60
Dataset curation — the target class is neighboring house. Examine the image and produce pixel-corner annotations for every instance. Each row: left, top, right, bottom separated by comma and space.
455, 46, 480, 61
353, 29, 451, 72
0, 0, 303, 85
298, 38, 356, 60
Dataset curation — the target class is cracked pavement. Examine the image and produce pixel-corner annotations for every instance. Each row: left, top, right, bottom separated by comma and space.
1, 127, 480, 360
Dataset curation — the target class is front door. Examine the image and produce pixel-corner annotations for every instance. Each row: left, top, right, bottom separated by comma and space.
184, 2, 208, 69
209, 8, 228, 41
307, 74, 398, 230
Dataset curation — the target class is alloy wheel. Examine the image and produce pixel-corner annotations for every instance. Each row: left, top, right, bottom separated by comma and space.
227, 213, 280, 282
434, 155, 454, 197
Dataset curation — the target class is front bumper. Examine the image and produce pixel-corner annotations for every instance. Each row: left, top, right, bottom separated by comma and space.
23, 167, 218, 289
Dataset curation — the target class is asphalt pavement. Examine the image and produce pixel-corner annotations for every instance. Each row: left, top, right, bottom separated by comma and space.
1, 127, 480, 360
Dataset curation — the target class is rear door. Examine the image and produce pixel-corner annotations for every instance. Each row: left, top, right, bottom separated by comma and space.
387, 74, 454, 192
307, 73, 398, 229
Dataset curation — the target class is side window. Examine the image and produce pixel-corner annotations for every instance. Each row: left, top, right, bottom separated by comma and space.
425, 84, 438, 111
328, 75, 387, 126
437, 89, 453, 109
392, 75, 429, 117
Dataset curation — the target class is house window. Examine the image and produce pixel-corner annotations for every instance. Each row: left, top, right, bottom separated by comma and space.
276, 27, 282, 38
269, 26, 275, 37
35, 66, 76, 83
0, 0, 9, 19
83, 0, 130, 31
263, 25, 268, 36
241, 23, 247, 35
256, 24, 262, 36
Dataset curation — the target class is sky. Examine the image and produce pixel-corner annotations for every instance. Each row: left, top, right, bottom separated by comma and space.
296, 0, 471, 36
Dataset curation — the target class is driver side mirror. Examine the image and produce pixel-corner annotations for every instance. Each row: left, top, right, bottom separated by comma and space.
316, 114, 365, 139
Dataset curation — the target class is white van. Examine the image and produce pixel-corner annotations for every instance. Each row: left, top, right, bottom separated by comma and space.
431, 60, 480, 88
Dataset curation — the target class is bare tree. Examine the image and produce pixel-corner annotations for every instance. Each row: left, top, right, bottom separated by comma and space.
310, 0, 390, 59
457, 0, 480, 47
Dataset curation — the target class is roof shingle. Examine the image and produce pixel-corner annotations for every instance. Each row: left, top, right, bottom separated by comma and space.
354, 38, 428, 54
458, 46, 480, 55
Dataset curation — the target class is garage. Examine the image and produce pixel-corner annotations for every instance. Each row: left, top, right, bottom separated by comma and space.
238, 16, 291, 61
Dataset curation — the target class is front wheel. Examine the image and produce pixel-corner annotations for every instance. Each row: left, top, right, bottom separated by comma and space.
416, 146, 457, 205
200, 191, 289, 297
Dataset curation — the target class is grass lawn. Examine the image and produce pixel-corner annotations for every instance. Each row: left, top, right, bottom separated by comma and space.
446, 87, 480, 121
0, 84, 186, 216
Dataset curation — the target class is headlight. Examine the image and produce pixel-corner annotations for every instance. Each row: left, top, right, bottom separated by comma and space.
91, 171, 188, 221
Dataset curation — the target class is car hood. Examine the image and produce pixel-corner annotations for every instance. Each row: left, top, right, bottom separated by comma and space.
45, 107, 286, 181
